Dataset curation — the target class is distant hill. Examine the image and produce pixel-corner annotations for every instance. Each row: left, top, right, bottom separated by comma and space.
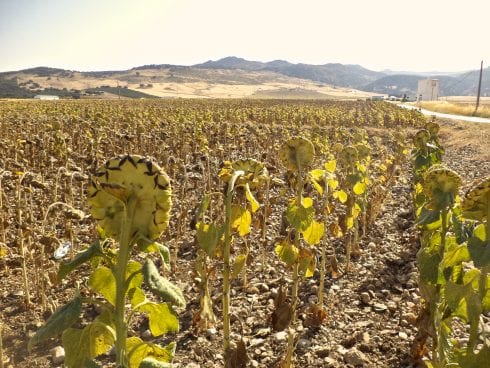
194, 56, 384, 88
363, 68, 490, 96
1, 57, 488, 99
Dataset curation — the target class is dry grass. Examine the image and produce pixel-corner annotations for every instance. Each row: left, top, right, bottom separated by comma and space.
12, 70, 380, 100
419, 100, 490, 118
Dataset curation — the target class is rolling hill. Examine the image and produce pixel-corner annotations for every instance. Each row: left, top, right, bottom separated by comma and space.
0, 57, 488, 99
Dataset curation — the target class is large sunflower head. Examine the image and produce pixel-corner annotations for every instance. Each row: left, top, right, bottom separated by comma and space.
423, 164, 461, 210
461, 175, 490, 221
279, 137, 315, 171
413, 129, 430, 149
87, 155, 172, 241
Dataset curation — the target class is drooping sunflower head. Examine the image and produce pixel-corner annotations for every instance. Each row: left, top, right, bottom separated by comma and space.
423, 164, 461, 210
355, 143, 371, 161
279, 137, 315, 171
219, 158, 269, 189
87, 155, 172, 241
461, 175, 490, 221
338, 145, 359, 167
413, 129, 430, 149
426, 122, 440, 137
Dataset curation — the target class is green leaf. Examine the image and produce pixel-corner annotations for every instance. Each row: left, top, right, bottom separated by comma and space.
417, 246, 443, 286
28, 296, 82, 351
333, 190, 348, 204
129, 287, 147, 308
140, 242, 171, 266
231, 205, 252, 236
301, 220, 324, 246
353, 182, 366, 195
57, 240, 104, 282
286, 202, 314, 231
456, 345, 490, 368
442, 245, 470, 269
196, 221, 223, 257
62, 322, 114, 368
244, 183, 260, 212
445, 280, 482, 324
275, 240, 299, 266
138, 302, 179, 336
126, 337, 175, 368
231, 253, 247, 279
127, 261, 144, 291
416, 207, 441, 230
143, 258, 186, 308
468, 234, 490, 268
88, 266, 116, 306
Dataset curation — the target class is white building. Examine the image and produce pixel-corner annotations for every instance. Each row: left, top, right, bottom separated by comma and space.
417, 79, 439, 101
34, 95, 59, 100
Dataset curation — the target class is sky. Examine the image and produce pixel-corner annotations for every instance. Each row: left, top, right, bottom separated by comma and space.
0, 0, 488, 73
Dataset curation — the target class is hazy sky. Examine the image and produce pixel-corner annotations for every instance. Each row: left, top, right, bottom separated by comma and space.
1, 0, 488, 73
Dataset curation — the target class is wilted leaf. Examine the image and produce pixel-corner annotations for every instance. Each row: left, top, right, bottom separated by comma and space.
298, 248, 316, 278
231, 253, 248, 279
28, 296, 82, 351
57, 240, 104, 282
143, 258, 186, 307
275, 240, 299, 266
196, 221, 223, 257
244, 183, 260, 212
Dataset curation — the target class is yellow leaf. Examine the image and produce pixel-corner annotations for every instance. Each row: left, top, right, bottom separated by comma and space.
275, 240, 299, 266
352, 203, 361, 218
231, 206, 251, 236
328, 178, 339, 190
353, 182, 366, 195
324, 159, 336, 173
298, 248, 316, 278
231, 253, 247, 279
301, 197, 313, 208
245, 184, 260, 212
311, 179, 324, 196
302, 220, 324, 245
346, 216, 354, 229
309, 169, 325, 181
333, 190, 348, 203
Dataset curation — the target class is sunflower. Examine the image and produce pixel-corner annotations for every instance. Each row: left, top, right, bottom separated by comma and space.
88, 154, 172, 241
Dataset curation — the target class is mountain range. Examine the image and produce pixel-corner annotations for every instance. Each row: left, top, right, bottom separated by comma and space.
0, 56, 488, 99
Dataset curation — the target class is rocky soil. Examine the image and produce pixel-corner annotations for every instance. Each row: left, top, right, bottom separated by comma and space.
1, 118, 489, 368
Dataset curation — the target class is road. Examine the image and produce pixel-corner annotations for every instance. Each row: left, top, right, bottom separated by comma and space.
398, 104, 490, 124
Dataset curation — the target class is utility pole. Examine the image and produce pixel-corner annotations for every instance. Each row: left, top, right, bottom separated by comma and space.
474, 60, 483, 115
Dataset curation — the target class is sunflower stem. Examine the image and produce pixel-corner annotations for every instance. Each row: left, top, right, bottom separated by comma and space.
223, 171, 243, 364
114, 196, 137, 368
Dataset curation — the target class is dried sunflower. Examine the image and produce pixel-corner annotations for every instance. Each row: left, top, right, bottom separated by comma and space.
461, 175, 490, 221
88, 154, 172, 241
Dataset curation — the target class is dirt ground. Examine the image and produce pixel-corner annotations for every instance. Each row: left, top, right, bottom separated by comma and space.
1, 117, 489, 368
